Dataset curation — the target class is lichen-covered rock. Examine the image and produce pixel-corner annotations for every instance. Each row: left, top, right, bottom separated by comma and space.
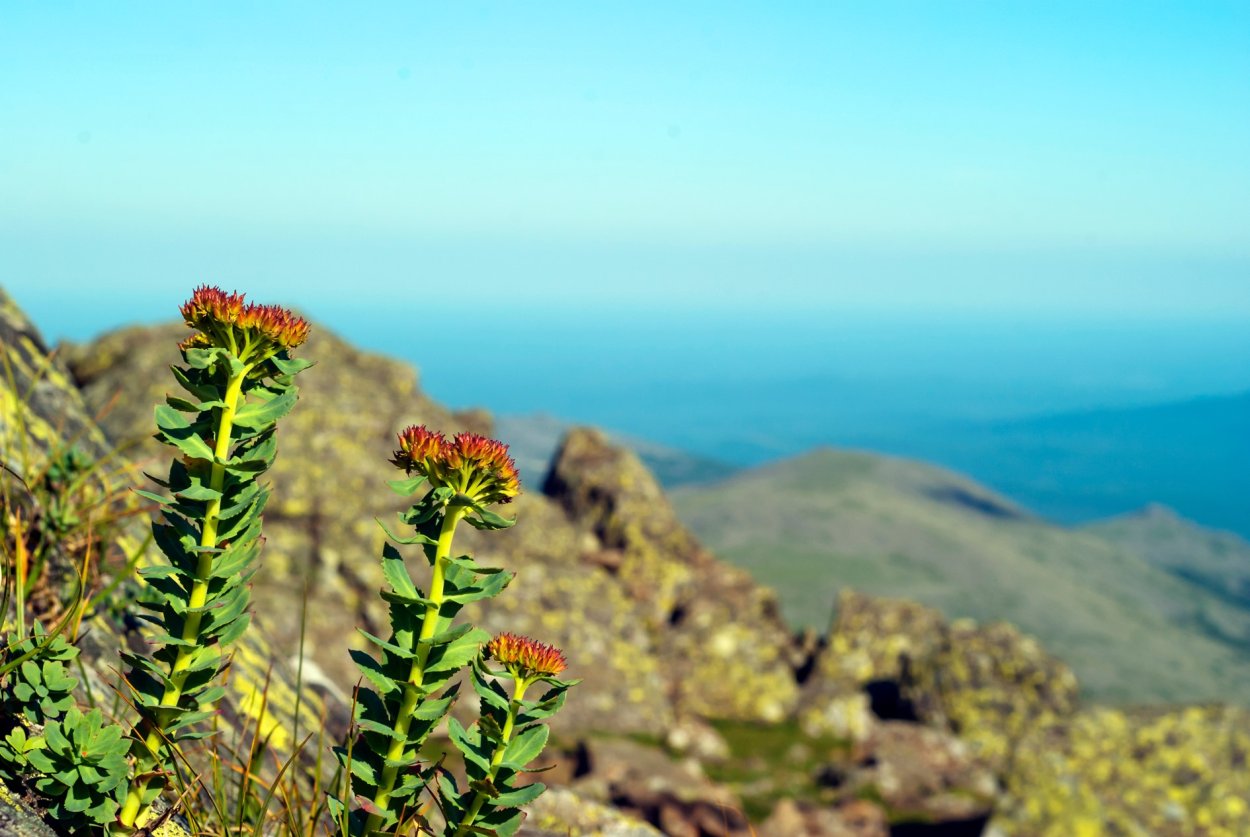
816, 589, 947, 689
801, 590, 1077, 778
545, 428, 799, 723
905, 617, 1079, 774
0, 781, 58, 837
520, 788, 663, 837
994, 705, 1250, 837
799, 590, 945, 739
800, 692, 876, 747
0, 289, 112, 466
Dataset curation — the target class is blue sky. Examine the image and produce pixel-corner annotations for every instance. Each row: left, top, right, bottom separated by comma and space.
3, 1, 1249, 333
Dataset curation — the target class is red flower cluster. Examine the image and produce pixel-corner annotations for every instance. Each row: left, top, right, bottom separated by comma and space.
487, 632, 567, 679
392, 426, 521, 505
179, 285, 310, 355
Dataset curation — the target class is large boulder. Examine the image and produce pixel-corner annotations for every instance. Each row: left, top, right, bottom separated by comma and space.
905, 616, 1079, 773
798, 590, 946, 742
800, 590, 1078, 777
842, 721, 997, 825
544, 428, 799, 723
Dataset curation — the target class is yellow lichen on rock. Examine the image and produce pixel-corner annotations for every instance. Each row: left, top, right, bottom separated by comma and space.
995, 705, 1250, 836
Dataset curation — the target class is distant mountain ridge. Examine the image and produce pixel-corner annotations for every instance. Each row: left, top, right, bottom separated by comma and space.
1087, 504, 1250, 636
672, 446, 1250, 705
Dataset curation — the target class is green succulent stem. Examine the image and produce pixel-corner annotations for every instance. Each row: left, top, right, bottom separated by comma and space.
117, 363, 250, 833
177, 363, 251, 667
364, 503, 468, 834
452, 677, 530, 837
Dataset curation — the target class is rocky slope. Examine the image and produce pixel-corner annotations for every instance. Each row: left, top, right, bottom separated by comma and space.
5, 289, 1250, 835
672, 447, 1250, 705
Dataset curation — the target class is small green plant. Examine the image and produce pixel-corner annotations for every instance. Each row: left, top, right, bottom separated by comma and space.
117, 285, 311, 830
332, 427, 575, 835
442, 634, 575, 836
0, 628, 80, 726
11, 706, 131, 828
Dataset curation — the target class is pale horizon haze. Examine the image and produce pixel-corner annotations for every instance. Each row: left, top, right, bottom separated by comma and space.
3, 2, 1249, 328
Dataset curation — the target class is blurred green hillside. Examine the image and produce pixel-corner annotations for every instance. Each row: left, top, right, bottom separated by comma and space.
672, 448, 1250, 705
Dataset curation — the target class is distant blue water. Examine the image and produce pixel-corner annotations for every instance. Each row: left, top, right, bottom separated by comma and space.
14, 283, 1250, 536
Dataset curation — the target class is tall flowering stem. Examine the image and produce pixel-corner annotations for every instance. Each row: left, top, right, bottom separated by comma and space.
445, 634, 576, 837
333, 428, 523, 835
116, 286, 310, 831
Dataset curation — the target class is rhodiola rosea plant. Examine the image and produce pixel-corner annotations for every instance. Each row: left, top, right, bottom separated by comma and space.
116, 286, 312, 830
332, 427, 577, 836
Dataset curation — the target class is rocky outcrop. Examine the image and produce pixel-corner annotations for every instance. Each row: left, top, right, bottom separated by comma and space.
18, 292, 1249, 836
906, 617, 1079, 773
544, 428, 799, 723
800, 590, 1078, 775
993, 704, 1250, 836
563, 738, 752, 837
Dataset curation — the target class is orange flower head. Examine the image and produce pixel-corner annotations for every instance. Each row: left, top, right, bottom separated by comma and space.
179, 285, 310, 359
441, 432, 521, 505
390, 427, 520, 505
487, 632, 567, 679
391, 425, 448, 475
181, 285, 245, 330
236, 302, 311, 350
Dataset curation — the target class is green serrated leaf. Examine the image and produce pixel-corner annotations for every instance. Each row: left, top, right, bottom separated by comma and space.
381, 543, 419, 599
183, 346, 228, 370
171, 364, 220, 400
154, 404, 216, 460
387, 474, 428, 496
424, 631, 488, 674
232, 387, 298, 429
175, 482, 222, 502
465, 507, 517, 531
132, 488, 170, 507
500, 725, 549, 770
442, 569, 514, 605
356, 629, 417, 662
472, 665, 512, 713
475, 806, 524, 837
349, 650, 401, 697
492, 781, 545, 808
269, 355, 313, 376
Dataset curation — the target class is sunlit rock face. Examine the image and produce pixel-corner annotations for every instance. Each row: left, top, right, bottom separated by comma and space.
544, 426, 800, 723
